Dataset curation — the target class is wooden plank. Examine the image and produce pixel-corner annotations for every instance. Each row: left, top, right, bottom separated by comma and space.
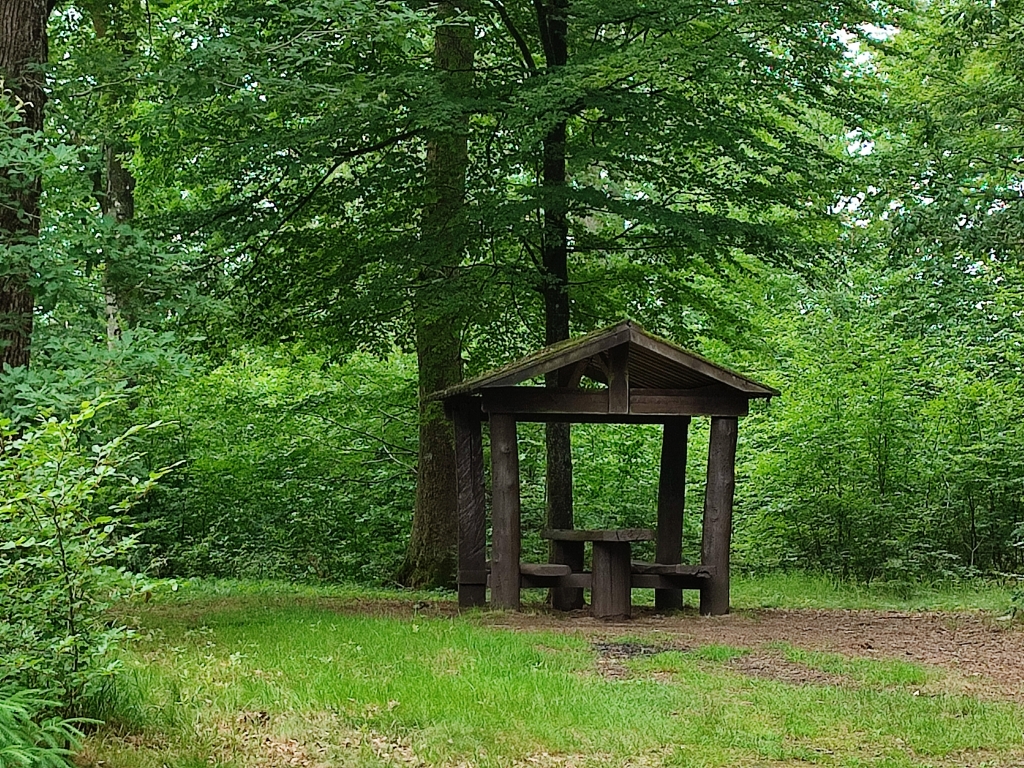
700, 416, 737, 616
631, 562, 714, 577
523, 573, 591, 589
542, 528, 655, 542
655, 417, 689, 611
482, 388, 609, 416
455, 407, 487, 607
519, 562, 571, 577
629, 389, 749, 417
607, 344, 630, 414
505, 413, 672, 425
480, 387, 748, 418
490, 414, 522, 610
631, 574, 713, 590
498, 572, 592, 590
591, 541, 632, 619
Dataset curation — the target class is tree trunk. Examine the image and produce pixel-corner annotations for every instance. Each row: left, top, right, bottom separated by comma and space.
536, 0, 580, 609
100, 140, 136, 345
91, 7, 137, 345
0, 0, 48, 371
402, 20, 474, 588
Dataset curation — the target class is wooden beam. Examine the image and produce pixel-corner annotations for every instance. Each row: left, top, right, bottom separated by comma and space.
501, 413, 671, 425
563, 357, 591, 389
480, 387, 747, 418
607, 344, 629, 414
700, 416, 737, 616
455, 406, 487, 607
655, 416, 689, 612
483, 388, 608, 415
510, 572, 593, 590
490, 414, 522, 609
487, 327, 631, 387
550, 539, 584, 611
631, 562, 714, 577
542, 528, 655, 542
630, 389, 748, 417
631, 574, 712, 590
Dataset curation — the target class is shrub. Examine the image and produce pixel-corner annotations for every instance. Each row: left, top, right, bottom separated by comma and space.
0, 401, 169, 713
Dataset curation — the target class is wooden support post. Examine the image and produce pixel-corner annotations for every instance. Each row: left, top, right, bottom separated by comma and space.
591, 541, 632, 619
490, 413, 522, 610
455, 406, 487, 607
700, 416, 738, 616
655, 417, 689, 612
606, 345, 630, 414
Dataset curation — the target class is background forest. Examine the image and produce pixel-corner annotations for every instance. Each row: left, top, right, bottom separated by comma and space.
3, 0, 1024, 740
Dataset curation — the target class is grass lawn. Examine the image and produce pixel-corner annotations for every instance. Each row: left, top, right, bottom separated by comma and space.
79, 576, 1024, 768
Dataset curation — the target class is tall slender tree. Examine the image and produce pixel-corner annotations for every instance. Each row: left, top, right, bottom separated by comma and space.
534, 0, 579, 609
87, 0, 139, 344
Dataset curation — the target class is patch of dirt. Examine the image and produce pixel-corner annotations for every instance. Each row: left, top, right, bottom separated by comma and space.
728, 651, 849, 686
477, 607, 1024, 701
590, 640, 671, 679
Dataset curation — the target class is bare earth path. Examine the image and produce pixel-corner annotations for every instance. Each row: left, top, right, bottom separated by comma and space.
326, 599, 1024, 700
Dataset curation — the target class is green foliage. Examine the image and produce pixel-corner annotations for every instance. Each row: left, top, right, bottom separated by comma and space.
0, 402, 167, 711
737, 261, 1024, 582
0, 688, 85, 768
130, 348, 418, 583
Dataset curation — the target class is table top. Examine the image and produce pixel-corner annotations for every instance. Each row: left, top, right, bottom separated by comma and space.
541, 528, 655, 542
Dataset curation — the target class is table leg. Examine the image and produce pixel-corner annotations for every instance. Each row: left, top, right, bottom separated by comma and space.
591, 541, 632, 620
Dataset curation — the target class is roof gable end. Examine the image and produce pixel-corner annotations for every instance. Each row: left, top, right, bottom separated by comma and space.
433, 320, 778, 401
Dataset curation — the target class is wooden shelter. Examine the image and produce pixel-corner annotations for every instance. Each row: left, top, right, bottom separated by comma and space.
433, 320, 777, 618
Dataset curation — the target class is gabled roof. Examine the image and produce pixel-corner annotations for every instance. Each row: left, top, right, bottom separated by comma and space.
433, 320, 779, 400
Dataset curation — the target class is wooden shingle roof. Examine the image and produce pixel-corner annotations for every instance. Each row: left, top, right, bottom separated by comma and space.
434, 320, 778, 401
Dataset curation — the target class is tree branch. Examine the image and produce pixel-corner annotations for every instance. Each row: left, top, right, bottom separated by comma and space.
485, 0, 537, 72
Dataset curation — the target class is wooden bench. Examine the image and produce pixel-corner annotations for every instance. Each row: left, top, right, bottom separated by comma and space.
482, 562, 591, 590
629, 561, 715, 590
542, 529, 655, 619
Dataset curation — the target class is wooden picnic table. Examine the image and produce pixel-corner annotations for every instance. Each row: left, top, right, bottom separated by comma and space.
542, 528, 655, 619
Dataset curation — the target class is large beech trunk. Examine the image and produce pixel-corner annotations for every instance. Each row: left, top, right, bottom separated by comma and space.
0, 0, 48, 370
402, 20, 474, 588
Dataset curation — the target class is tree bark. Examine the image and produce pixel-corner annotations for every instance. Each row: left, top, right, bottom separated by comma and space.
535, 0, 580, 609
402, 20, 474, 588
0, 0, 48, 371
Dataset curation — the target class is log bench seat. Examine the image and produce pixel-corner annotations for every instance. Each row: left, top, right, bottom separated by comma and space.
629, 561, 715, 590
481, 562, 593, 590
